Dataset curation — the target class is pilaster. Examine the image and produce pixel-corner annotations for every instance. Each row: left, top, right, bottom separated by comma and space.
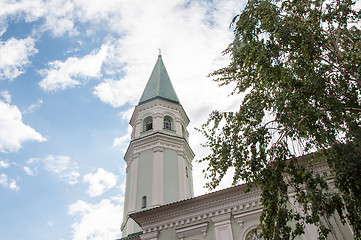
153, 113, 163, 131
129, 153, 139, 212
211, 213, 234, 240
175, 118, 182, 137
135, 119, 142, 138
177, 150, 186, 200
189, 163, 194, 197
152, 147, 164, 207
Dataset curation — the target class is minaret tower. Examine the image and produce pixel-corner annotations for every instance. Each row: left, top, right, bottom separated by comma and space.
121, 53, 195, 237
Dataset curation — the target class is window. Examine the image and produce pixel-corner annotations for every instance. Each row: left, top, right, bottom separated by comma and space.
144, 116, 153, 131
185, 166, 189, 177
245, 229, 263, 240
142, 196, 147, 209
163, 116, 173, 130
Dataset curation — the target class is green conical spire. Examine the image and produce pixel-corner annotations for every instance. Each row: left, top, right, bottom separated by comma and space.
139, 54, 180, 105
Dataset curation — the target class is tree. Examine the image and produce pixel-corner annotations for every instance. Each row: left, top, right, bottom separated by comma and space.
199, 0, 361, 238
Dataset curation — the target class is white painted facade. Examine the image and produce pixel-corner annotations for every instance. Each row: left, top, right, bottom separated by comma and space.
119, 56, 354, 240
121, 98, 195, 237
129, 158, 353, 240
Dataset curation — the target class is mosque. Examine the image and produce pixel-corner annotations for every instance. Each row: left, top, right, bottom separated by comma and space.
118, 54, 353, 240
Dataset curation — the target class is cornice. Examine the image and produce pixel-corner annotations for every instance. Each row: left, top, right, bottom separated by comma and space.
130, 98, 189, 127
124, 132, 195, 165
131, 184, 263, 234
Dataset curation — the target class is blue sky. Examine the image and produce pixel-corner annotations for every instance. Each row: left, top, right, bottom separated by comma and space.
0, 0, 246, 239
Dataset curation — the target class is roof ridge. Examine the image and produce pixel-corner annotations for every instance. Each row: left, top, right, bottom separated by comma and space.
157, 56, 160, 96
138, 55, 180, 105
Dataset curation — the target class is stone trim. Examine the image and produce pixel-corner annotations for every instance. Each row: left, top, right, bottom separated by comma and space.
211, 213, 234, 240
130, 99, 189, 127
125, 132, 194, 165
241, 223, 260, 240
131, 184, 263, 234
140, 231, 158, 240
175, 222, 208, 239
233, 208, 262, 229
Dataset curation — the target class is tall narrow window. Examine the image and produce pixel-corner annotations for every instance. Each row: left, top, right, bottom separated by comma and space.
185, 166, 189, 177
164, 116, 173, 130
142, 196, 147, 209
144, 116, 153, 131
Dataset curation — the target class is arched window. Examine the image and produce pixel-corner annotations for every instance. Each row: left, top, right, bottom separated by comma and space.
142, 196, 147, 209
163, 116, 173, 130
182, 125, 186, 138
245, 228, 263, 240
143, 116, 153, 131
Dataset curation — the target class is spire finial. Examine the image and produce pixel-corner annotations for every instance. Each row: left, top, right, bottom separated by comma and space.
158, 48, 162, 57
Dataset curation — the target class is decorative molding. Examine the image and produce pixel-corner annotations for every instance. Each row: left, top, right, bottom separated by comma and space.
211, 213, 234, 240
131, 185, 263, 233
241, 223, 260, 240
211, 212, 231, 226
130, 98, 189, 127
153, 146, 164, 152
125, 132, 194, 164
140, 231, 158, 240
233, 208, 262, 230
175, 222, 208, 239
153, 112, 163, 118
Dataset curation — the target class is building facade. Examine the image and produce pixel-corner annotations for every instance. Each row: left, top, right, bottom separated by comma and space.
120, 55, 353, 240
129, 157, 353, 240
121, 53, 195, 237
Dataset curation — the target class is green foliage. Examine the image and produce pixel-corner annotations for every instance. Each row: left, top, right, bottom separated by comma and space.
199, 0, 361, 239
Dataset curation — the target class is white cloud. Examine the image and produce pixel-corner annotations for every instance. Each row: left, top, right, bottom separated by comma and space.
0, 101, 46, 153
68, 198, 123, 240
39, 44, 109, 91
0, 173, 20, 191
0, 0, 245, 194
112, 125, 132, 154
0, 37, 38, 80
8, 178, 20, 191
90, 0, 244, 195
83, 168, 117, 197
40, 0, 76, 36
93, 77, 140, 108
89, 0, 244, 194
0, 20, 7, 36
24, 166, 36, 176
0, 160, 9, 168
23, 99, 43, 114
46, 220, 54, 227
42, 155, 80, 184
24, 158, 40, 176
0, 0, 75, 36
0, 0, 46, 22
119, 108, 134, 122
73, 0, 122, 23
0, 173, 7, 185
26, 157, 39, 165
0, 91, 11, 103
24, 155, 79, 183
112, 134, 130, 149
91, 0, 243, 110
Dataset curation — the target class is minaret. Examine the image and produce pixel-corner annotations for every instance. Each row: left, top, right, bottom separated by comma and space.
121, 53, 195, 237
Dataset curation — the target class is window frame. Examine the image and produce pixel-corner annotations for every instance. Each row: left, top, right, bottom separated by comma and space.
141, 196, 147, 209
163, 116, 173, 131
143, 116, 153, 131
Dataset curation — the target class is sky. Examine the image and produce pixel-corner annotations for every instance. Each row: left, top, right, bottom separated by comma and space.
0, 0, 247, 239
